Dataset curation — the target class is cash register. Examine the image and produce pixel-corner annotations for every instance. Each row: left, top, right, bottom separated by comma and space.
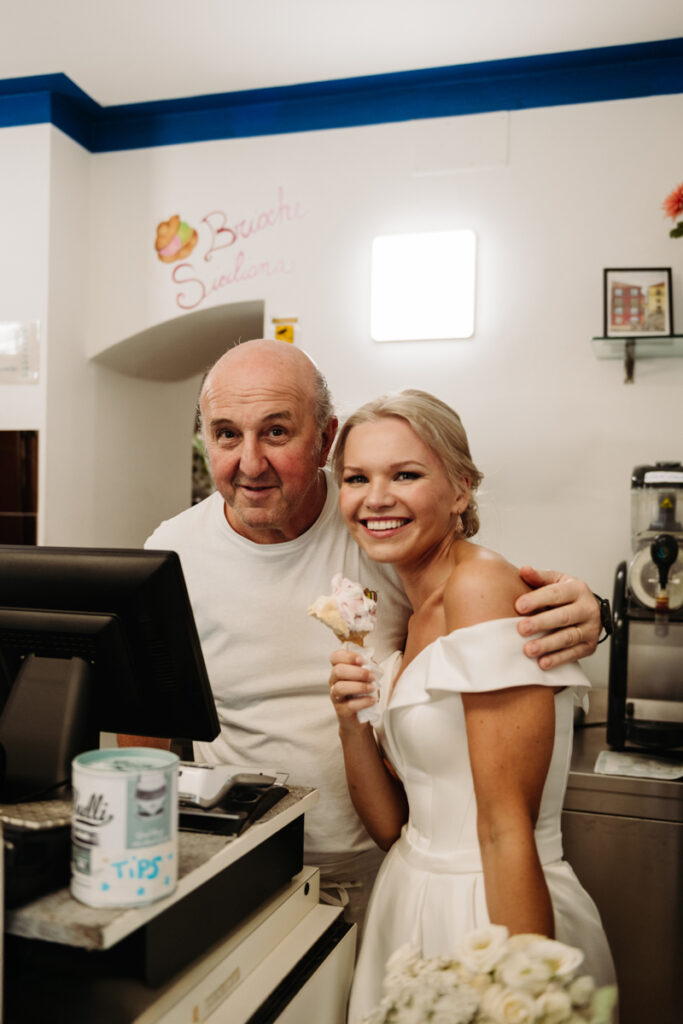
0, 546, 290, 904
0, 548, 344, 1024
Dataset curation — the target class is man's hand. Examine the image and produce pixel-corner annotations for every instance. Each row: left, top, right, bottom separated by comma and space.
515, 567, 601, 670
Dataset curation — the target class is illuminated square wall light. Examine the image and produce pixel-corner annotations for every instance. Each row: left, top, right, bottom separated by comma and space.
370, 229, 476, 341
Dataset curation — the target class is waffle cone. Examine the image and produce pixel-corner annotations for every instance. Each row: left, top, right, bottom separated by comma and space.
335, 630, 368, 647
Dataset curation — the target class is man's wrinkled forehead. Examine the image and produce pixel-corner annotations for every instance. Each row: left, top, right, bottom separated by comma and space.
200, 341, 320, 425
201, 374, 316, 426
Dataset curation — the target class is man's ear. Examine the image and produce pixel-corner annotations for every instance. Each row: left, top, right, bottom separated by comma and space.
319, 417, 339, 466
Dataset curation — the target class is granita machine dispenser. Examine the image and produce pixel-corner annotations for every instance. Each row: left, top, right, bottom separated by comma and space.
607, 461, 683, 751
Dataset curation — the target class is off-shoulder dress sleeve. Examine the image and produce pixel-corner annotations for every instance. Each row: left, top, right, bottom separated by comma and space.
388, 617, 590, 712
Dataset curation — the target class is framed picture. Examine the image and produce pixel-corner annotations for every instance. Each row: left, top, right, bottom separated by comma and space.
603, 268, 673, 338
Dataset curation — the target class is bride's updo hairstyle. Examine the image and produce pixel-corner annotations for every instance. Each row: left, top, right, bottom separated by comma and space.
332, 389, 484, 539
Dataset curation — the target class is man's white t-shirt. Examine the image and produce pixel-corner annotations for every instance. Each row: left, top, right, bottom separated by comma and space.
145, 472, 411, 863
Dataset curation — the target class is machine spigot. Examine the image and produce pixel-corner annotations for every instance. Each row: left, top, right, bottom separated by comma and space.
650, 533, 679, 634
651, 533, 679, 591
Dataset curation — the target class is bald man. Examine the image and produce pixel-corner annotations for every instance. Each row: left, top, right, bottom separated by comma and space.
125, 339, 603, 928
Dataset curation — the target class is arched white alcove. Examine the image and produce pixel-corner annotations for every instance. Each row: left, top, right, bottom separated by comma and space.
51, 301, 265, 548
91, 301, 264, 381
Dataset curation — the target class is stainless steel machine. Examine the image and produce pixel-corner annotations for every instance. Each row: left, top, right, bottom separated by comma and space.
607, 461, 683, 751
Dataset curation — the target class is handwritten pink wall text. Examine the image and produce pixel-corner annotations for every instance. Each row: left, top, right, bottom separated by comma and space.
173, 252, 295, 311
202, 186, 305, 263
169, 186, 304, 310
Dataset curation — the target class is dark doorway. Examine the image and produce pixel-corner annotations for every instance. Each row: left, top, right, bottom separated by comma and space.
0, 430, 38, 543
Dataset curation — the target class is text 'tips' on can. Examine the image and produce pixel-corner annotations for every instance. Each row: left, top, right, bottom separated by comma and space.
71, 747, 179, 908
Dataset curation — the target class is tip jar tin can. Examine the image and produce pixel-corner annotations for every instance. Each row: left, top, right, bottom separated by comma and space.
71, 747, 179, 907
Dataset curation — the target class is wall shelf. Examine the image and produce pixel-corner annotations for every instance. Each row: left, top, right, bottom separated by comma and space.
591, 336, 683, 382
591, 336, 683, 359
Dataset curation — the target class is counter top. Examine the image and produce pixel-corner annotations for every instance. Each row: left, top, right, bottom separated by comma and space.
4, 785, 318, 951
565, 725, 682, 822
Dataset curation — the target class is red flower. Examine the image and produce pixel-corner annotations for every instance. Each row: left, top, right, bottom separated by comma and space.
662, 182, 683, 220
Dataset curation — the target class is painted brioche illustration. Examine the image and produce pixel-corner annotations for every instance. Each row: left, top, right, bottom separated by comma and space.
155, 214, 198, 262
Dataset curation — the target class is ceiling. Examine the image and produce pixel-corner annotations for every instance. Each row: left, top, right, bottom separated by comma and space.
3, 0, 683, 108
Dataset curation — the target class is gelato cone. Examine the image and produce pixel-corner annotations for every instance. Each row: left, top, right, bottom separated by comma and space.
307, 574, 377, 646
309, 574, 380, 725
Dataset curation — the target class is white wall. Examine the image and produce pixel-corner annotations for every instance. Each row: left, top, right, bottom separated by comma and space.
88, 368, 201, 546
39, 130, 206, 546
0, 127, 202, 547
0, 125, 50, 528
43, 128, 96, 543
82, 92, 683, 686
3, 93, 683, 685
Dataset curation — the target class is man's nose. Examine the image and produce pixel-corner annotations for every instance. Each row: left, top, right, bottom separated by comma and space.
239, 436, 269, 477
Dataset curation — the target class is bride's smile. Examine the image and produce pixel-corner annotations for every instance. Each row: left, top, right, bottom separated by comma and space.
338, 416, 468, 567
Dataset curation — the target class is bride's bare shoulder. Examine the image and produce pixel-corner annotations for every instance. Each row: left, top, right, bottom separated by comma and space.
444, 542, 529, 630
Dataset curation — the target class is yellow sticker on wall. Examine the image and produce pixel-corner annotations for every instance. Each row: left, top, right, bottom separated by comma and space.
272, 318, 298, 343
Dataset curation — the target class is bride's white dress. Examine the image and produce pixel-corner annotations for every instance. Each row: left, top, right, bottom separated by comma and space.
348, 618, 615, 1023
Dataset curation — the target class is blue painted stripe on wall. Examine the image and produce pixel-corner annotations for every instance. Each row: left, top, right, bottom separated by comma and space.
1, 38, 682, 152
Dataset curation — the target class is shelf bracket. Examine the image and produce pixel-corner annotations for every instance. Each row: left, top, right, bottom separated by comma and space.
624, 338, 635, 383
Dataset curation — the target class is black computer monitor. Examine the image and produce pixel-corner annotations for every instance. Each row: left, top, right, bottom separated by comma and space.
0, 545, 220, 801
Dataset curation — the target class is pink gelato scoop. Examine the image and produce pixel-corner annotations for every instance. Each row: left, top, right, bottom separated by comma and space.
308, 573, 377, 646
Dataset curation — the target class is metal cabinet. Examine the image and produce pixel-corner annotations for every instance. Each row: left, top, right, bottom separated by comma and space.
562, 727, 682, 1024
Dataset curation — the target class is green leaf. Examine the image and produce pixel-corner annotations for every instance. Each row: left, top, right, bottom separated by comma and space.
589, 984, 618, 1023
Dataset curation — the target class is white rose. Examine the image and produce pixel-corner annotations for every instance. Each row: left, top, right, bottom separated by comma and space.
395, 1003, 429, 1024
456, 924, 510, 973
469, 971, 496, 994
506, 934, 548, 953
525, 938, 585, 979
482, 982, 538, 1024
384, 943, 421, 979
414, 954, 454, 981
396, 985, 439, 1024
429, 983, 481, 1024
567, 975, 596, 1008
495, 951, 553, 996
535, 986, 573, 1024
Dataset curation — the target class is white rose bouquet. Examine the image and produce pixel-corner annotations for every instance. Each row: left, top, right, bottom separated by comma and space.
361, 925, 617, 1024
